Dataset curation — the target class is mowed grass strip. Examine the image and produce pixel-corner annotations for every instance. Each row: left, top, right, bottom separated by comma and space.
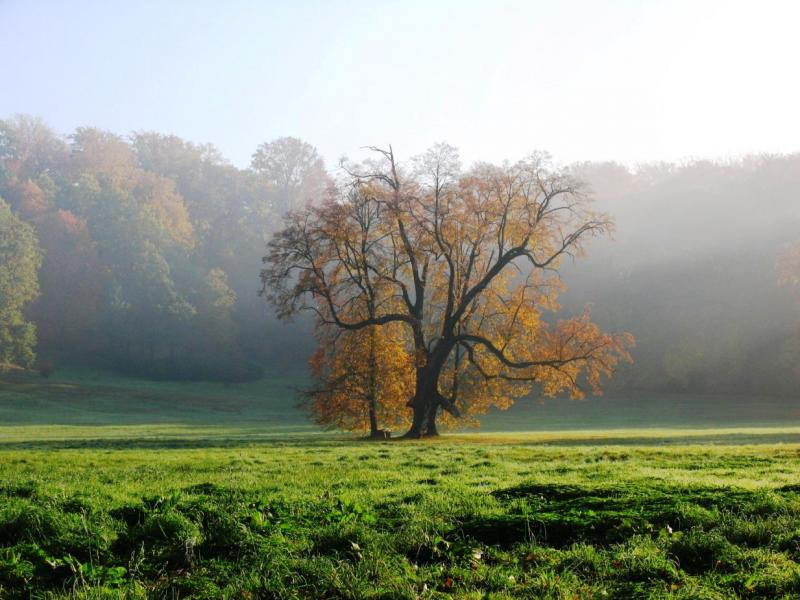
2, 436, 800, 598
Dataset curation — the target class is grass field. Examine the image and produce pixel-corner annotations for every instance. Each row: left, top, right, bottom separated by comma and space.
2, 371, 800, 598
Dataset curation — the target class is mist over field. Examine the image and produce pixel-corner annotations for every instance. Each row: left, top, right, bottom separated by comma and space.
2, 119, 799, 417
3, 2, 800, 598
564, 158, 800, 397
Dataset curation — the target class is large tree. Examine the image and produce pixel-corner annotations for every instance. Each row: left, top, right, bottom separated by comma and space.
263, 145, 633, 437
0, 198, 42, 368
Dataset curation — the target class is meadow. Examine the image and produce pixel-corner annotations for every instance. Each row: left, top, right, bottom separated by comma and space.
2, 372, 800, 598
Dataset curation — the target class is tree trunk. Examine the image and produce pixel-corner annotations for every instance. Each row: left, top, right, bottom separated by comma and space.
404, 400, 428, 438
402, 339, 462, 439
367, 327, 380, 437
404, 399, 440, 437
368, 401, 379, 437
424, 402, 439, 436
403, 369, 441, 438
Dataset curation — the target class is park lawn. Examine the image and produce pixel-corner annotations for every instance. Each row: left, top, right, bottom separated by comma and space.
3, 372, 800, 598
3, 430, 800, 598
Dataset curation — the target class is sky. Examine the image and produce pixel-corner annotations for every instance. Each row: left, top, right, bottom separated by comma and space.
2, 0, 799, 169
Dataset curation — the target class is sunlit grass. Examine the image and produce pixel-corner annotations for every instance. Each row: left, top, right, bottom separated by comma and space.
3, 374, 800, 597
3, 433, 800, 597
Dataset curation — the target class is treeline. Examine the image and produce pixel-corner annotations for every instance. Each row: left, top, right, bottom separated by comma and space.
563, 158, 800, 397
2, 114, 799, 397
0, 115, 324, 380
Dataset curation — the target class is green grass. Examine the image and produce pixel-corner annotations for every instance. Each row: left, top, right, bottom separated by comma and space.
3, 367, 799, 432
3, 371, 800, 598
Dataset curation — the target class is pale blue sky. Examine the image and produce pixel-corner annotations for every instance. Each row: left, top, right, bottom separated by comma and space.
2, 0, 798, 168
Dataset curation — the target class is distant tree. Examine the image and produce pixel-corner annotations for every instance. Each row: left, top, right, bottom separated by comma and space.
0, 117, 308, 381
67, 128, 195, 247
53, 128, 201, 370
308, 321, 415, 437
263, 145, 633, 437
0, 115, 66, 182
131, 132, 232, 239
251, 137, 329, 214
0, 198, 42, 368
28, 209, 105, 354
131, 130, 274, 292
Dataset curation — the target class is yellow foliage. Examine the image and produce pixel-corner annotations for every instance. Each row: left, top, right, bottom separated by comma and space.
265, 146, 635, 435
308, 322, 415, 434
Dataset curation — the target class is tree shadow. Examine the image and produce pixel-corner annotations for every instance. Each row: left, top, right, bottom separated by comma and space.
0, 434, 349, 451
509, 431, 800, 446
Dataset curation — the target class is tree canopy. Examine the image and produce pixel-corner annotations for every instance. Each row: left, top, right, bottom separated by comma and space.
4, 114, 800, 417
263, 145, 633, 436
0, 115, 323, 380
0, 197, 42, 368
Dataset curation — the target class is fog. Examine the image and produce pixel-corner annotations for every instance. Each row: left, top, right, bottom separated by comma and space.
5, 5, 800, 599
1, 115, 799, 403
2, 1, 800, 421
562, 158, 800, 397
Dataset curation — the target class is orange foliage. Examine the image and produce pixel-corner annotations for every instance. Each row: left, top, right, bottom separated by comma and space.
3, 179, 50, 219
434, 268, 633, 427
68, 128, 194, 247
308, 322, 415, 434
264, 145, 635, 435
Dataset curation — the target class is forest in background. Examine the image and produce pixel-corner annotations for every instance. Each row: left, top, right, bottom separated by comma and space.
0, 115, 323, 381
1, 115, 799, 397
